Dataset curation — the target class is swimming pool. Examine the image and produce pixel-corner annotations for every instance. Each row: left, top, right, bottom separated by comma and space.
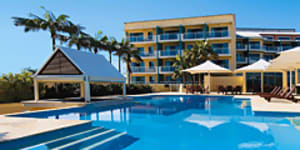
7, 95, 300, 149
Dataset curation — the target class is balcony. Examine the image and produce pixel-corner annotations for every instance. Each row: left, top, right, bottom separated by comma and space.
236, 45, 247, 51
131, 66, 157, 73
263, 46, 280, 53
249, 45, 261, 51
159, 66, 176, 73
213, 48, 231, 56
159, 50, 181, 57
158, 33, 179, 42
208, 31, 230, 39
183, 32, 205, 40
139, 52, 156, 58
128, 35, 155, 43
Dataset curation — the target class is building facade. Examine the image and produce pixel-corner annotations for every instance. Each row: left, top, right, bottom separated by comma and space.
124, 14, 300, 86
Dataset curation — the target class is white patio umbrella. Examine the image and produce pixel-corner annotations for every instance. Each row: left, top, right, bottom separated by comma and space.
267, 47, 300, 89
235, 59, 270, 92
182, 60, 232, 91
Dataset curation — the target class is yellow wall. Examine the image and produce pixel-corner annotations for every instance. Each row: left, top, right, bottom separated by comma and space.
204, 76, 244, 91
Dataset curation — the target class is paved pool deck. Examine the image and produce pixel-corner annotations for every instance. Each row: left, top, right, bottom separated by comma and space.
0, 116, 90, 142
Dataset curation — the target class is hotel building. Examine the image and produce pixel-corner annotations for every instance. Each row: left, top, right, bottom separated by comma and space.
124, 14, 300, 91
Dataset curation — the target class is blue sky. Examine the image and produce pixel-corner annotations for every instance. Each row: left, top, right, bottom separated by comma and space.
0, 0, 300, 74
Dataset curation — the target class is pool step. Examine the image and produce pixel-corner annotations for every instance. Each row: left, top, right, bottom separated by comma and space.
22, 126, 129, 150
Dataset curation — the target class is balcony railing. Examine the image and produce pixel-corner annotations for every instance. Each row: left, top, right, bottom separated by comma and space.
128, 35, 155, 42
249, 45, 261, 51
139, 52, 156, 58
236, 45, 246, 50
208, 31, 229, 38
263, 46, 280, 52
159, 50, 181, 57
131, 66, 157, 73
248, 57, 260, 63
159, 33, 179, 41
159, 66, 176, 73
213, 48, 230, 55
183, 32, 205, 39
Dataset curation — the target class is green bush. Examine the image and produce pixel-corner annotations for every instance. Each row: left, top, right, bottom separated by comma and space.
0, 69, 35, 103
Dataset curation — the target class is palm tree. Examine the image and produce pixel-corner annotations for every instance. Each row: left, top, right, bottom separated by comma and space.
187, 40, 218, 66
172, 52, 191, 85
12, 7, 83, 50
114, 38, 129, 72
172, 40, 218, 84
105, 37, 118, 64
122, 44, 143, 85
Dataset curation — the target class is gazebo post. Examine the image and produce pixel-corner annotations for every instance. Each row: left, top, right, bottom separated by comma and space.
208, 72, 211, 92
34, 79, 39, 102
122, 81, 126, 99
80, 82, 85, 99
84, 77, 91, 103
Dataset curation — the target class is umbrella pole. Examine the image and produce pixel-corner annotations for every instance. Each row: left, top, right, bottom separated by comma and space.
290, 70, 292, 89
261, 72, 264, 93
208, 72, 211, 92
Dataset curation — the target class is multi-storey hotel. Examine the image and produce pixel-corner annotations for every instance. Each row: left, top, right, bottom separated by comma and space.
124, 14, 300, 86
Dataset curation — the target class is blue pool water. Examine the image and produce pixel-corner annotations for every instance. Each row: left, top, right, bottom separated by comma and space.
9, 95, 300, 149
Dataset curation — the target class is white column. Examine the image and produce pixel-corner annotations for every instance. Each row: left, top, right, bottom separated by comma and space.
84, 77, 91, 103
261, 72, 264, 92
123, 81, 126, 99
34, 79, 39, 102
80, 82, 85, 98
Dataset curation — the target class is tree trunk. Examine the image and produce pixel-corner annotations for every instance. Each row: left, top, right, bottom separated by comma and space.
51, 34, 56, 51
118, 55, 121, 72
127, 63, 131, 85
109, 51, 112, 64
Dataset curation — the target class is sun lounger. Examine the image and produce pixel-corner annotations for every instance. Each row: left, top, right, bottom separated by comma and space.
257, 86, 279, 96
264, 87, 290, 102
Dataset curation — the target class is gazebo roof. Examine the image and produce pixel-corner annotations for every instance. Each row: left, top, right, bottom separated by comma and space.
182, 60, 232, 74
235, 59, 270, 73
33, 46, 125, 82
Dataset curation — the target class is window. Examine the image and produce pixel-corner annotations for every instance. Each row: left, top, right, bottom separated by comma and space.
264, 36, 274, 40
246, 73, 261, 92
213, 60, 229, 69
249, 54, 260, 62
211, 43, 229, 54
264, 73, 282, 92
278, 36, 291, 40
165, 45, 180, 50
263, 55, 273, 61
236, 41, 245, 49
187, 44, 193, 50
132, 77, 145, 84
185, 29, 204, 39
137, 47, 145, 56
149, 76, 155, 83
148, 46, 154, 54
147, 32, 153, 40
295, 37, 300, 40
211, 27, 228, 37
129, 33, 144, 42
287, 71, 295, 87
149, 61, 155, 68
249, 41, 260, 49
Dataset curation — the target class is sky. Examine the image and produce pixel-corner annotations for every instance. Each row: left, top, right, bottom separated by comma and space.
0, 0, 300, 74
